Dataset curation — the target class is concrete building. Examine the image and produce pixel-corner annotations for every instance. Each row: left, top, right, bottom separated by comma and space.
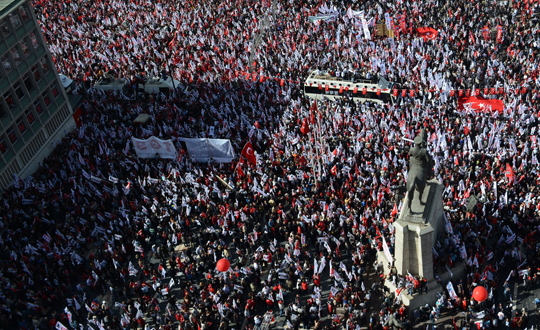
0, 0, 75, 190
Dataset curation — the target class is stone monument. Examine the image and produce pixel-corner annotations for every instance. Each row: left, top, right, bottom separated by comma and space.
394, 129, 444, 282
377, 129, 446, 311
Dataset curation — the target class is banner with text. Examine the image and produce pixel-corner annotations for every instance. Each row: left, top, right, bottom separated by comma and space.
131, 136, 177, 159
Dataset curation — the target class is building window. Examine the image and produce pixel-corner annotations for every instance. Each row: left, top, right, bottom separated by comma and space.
17, 118, 26, 134
7, 129, 17, 144
19, 41, 30, 57
10, 48, 21, 66
2, 54, 12, 73
0, 138, 7, 154
0, 102, 6, 119
0, 21, 10, 37
13, 82, 24, 100
29, 31, 40, 49
34, 99, 43, 114
4, 91, 14, 109
52, 85, 59, 98
8, 13, 21, 30
19, 6, 30, 22
23, 73, 34, 93
40, 58, 49, 74
31, 65, 41, 82
42, 91, 51, 106
25, 109, 35, 124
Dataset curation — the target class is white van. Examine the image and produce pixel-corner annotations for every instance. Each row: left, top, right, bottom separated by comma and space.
138, 77, 183, 95
58, 74, 76, 94
94, 77, 129, 92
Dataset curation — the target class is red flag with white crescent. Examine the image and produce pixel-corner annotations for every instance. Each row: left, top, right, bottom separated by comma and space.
241, 142, 257, 165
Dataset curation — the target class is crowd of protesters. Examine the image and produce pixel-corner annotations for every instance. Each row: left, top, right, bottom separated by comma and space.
1, 0, 540, 329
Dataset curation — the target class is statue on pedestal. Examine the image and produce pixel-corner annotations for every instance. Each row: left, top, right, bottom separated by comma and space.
406, 129, 434, 213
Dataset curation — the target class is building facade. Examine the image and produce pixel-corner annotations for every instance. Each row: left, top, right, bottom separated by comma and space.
0, 0, 74, 190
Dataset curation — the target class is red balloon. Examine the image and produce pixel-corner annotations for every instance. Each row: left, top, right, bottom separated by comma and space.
472, 286, 488, 302
217, 258, 230, 272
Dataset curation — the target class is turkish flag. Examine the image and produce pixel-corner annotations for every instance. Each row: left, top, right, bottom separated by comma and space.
339, 86, 343, 93
331, 165, 337, 176
490, 88, 496, 95
498, 87, 504, 95
458, 96, 504, 114
458, 89, 464, 97
301, 118, 310, 135
377, 88, 381, 95
450, 90, 455, 97
474, 89, 480, 96
416, 27, 438, 41
409, 90, 414, 97
483, 88, 488, 95
325, 85, 330, 91
393, 89, 398, 97
241, 141, 257, 165
402, 90, 406, 97
280, 79, 285, 86
362, 87, 367, 95
353, 87, 358, 94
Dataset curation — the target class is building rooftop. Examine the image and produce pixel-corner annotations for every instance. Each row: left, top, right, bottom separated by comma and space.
0, 0, 20, 17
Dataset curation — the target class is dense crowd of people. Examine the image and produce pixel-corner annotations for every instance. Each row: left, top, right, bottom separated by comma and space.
1, 0, 540, 329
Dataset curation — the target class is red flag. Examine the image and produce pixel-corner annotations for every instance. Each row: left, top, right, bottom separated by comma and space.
280, 79, 285, 86
301, 118, 310, 135
401, 89, 406, 97
450, 90, 455, 97
311, 100, 316, 124
457, 96, 504, 114
362, 87, 367, 95
416, 27, 438, 41
393, 89, 398, 97
241, 142, 257, 165
237, 157, 244, 177
377, 88, 381, 95
505, 163, 515, 184
353, 87, 358, 94
496, 25, 503, 43
482, 26, 489, 40
391, 203, 398, 217
409, 90, 415, 97
331, 165, 337, 176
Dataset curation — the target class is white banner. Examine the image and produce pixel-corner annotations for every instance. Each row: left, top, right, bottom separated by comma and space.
382, 235, 393, 263
446, 281, 458, 300
180, 138, 235, 163
359, 11, 371, 40
131, 136, 177, 159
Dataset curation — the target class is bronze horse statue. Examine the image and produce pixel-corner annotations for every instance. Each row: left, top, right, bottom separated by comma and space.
406, 129, 434, 210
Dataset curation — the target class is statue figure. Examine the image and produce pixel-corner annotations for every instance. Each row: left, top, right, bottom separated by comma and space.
406, 129, 434, 210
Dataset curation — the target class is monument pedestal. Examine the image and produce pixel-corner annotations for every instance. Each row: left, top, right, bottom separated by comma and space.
394, 221, 435, 283
378, 179, 450, 313
394, 178, 444, 283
